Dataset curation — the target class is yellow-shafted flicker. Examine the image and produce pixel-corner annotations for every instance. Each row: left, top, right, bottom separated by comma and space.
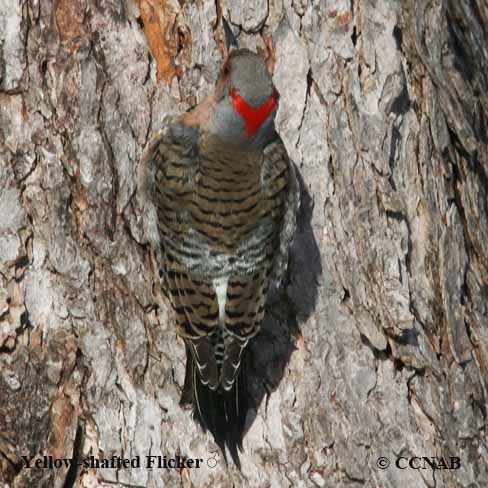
138, 20, 299, 467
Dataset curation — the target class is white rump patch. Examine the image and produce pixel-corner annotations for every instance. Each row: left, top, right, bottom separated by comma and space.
212, 276, 228, 327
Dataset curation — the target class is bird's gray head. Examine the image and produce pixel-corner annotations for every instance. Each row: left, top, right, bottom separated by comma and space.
210, 49, 279, 148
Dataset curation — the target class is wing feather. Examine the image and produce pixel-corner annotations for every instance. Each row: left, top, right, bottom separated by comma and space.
220, 136, 299, 391
139, 119, 221, 388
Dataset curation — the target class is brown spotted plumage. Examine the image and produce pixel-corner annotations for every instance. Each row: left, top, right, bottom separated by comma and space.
139, 26, 299, 466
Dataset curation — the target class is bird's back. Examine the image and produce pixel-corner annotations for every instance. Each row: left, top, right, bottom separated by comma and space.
155, 126, 288, 277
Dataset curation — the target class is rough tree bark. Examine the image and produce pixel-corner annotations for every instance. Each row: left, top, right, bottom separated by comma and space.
1, 0, 487, 487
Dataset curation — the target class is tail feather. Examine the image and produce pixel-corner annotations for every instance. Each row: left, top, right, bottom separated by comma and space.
183, 346, 249, 468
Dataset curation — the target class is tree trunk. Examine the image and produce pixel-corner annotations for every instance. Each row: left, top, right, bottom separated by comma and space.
1, 0, 487, 487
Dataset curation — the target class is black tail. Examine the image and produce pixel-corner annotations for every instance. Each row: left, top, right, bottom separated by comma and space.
181, 344, 249, 468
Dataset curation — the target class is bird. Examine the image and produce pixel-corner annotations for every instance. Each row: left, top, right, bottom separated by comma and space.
138, 19, 299, 467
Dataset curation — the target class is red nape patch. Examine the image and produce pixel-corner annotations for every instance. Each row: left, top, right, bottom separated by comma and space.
231, 88, 277, 136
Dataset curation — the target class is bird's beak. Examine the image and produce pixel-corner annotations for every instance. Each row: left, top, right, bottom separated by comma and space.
222, 18, 238, 54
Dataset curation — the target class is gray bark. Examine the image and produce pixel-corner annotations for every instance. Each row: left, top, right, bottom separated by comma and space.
1, 0, 487, 487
